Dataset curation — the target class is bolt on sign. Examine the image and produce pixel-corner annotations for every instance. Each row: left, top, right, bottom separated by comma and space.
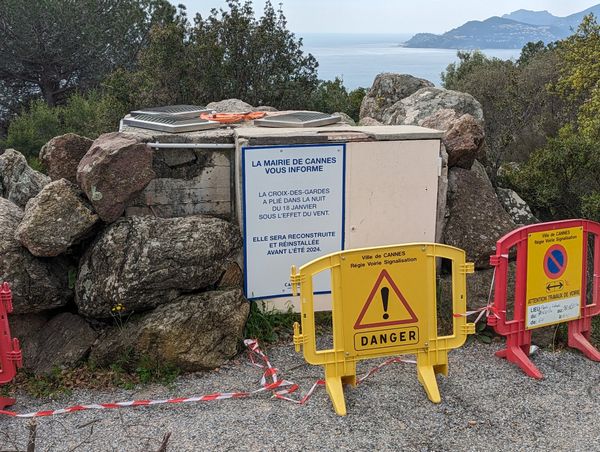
489, 220, 600, 379
291, 243, 475, 416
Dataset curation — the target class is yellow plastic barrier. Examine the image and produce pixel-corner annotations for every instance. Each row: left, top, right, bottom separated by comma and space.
291, 243, 475, 416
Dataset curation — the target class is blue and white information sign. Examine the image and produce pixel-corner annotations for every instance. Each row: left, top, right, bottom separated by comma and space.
242, 144, 345, 299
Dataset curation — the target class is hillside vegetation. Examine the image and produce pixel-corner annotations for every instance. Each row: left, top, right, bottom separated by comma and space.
0, 0, 365, 158
406, 4, 600, 49
442, 15, 600, 223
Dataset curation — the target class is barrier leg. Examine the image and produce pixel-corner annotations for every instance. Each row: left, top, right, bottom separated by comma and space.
497, 343, 543, 379
568, 322, 600, 361
325, 376, 347, 416
0, 397, 16, 410
416, 354, 441, 403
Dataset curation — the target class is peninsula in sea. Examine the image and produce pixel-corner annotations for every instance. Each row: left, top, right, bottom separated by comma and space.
404, 4, 600, 49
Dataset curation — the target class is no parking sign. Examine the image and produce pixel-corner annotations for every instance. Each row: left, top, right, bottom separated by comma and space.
526, 227, 583, 329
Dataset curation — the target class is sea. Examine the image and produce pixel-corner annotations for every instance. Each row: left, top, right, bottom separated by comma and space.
301, 33, 522, 89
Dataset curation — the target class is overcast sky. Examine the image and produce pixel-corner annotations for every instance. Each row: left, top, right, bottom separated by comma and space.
176, 1, 600, 33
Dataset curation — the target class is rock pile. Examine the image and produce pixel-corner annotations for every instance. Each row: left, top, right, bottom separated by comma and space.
0, 81, 544, 376
360, 73, 536, 327
0, 131, 247, 375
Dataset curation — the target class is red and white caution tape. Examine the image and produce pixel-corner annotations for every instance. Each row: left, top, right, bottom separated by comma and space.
453, 267, 501, 323
0, 339, 414, 418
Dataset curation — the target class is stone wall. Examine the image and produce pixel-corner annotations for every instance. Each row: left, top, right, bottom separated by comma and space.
119, 124, 236, 221
125, 148, 233, 219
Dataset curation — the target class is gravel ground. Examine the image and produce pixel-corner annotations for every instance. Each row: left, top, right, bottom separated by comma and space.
1, 338, 599, 451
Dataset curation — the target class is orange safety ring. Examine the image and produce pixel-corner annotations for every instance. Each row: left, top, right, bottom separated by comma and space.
200, 111, 266, 124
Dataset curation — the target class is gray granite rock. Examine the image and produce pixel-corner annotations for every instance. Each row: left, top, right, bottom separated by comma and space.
16, 179, 99, 256
470, 159, 493, 189
90, 289, 249, 371
496, 187, 538, 226
400, 87, 484, 126
443, 168, 516, 269
360, 73, 433, 122
334, 112, 356, 126
0, 198, 72, 313
0, 149, 50, 208
15, 312, 98, 374
76, 215, 242, 318
357, 117, 383, 126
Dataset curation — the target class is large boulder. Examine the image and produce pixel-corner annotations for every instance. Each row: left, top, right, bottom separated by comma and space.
76, 215, 242, 318
357, 117, 383, 126
399, 87, 484, 126
11, 313, 98, 374
7, 313, 50, 370
90, 289, 249, 371
496, 188, 538, 227
206, 98, 254, 113
470, 159, 493, 189
334, 112, 356, 126
15, 179, 100, 257
437, 262, 516, 313
77, 132, 155, 222
0, 149, 50, 208
421, 110, 485, 168
39, 133, 93, 184
0, 198, 72, 313
359, 73, 433, 122
443, 168, 516, 269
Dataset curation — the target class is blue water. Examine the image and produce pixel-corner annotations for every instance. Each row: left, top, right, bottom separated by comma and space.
300, 33, 522, 89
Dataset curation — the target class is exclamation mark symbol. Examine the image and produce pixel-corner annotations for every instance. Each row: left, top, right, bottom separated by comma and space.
381, 287, 389, 320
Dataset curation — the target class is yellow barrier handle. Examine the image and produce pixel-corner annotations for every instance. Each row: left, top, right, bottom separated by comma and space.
291, 265, 298, 296
293, 322, 302, 352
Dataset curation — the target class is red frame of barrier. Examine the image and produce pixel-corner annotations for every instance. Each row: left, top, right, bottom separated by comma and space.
488, 219, 600, 379
0, 282, 22, 409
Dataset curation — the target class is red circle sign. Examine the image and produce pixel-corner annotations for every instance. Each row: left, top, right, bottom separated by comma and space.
543, 244, 568, 279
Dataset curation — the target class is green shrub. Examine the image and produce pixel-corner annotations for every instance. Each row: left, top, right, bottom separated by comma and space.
509, 126, 600, 220
4, 92, 127, 160
309, 77, 366, 122
244, 302, 299, 344
62, 92, 128, 138
4, 100, 62, 158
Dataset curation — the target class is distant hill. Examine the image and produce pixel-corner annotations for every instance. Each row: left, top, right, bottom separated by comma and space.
404, 4, 600, 49
501, 9, 557, 26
